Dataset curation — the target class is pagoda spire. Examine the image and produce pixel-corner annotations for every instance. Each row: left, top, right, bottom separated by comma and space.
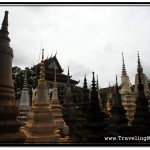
39, 49, 45, 80
91, 72, 99, 107
91, 72, 96, 90
107, 75, 129, 137
114, 75, 122, 106
79, 72, 109, 143
67, 66, 70, 84
116, 75, 119, 94
50, 66, 69, 138
83, 74, 87, 89
0, 11, 25, 143
68, 66, 70, 77
137, 51, 143, 92
132, 52, 150, 136
21, 48, 60, 143
18, 69, 30, 124
0, 11, 10, 45
122, 52, 127, 76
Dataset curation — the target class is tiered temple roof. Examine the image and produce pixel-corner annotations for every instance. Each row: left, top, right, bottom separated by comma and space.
32, 55, 79, 87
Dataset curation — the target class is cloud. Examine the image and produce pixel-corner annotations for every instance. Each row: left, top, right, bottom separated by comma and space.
1, 5, 150, 88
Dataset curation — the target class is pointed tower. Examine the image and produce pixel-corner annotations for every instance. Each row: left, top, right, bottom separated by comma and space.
96, 75, 103, 110
120, 52, 132, 94
49, 68, 69, 137
133, 52, 150, 113
132, 53, 150, 136
82, 74, 90, 112
62, 66, 76, 136
120, 52, 135, 126
18, 69, 31, 125
21, 49, 60, 143
0, 11, 25, 143
107, 75, 130, 137
80, 72, 109, 143
133, 52, 150, 96
71, 74, 90, 143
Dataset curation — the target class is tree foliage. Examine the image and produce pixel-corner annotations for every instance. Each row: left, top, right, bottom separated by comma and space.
12, 66, 38, 92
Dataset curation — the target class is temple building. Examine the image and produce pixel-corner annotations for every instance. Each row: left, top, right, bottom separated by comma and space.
132, 53, 150, 137
0, 11, 25, 143
18, 70, 31, 125
32, 54, 79, 88
21, 49, 60, 143
120, 53, 136, 126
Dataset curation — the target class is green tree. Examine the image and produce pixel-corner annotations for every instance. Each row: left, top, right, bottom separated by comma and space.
12, 66, 38, 93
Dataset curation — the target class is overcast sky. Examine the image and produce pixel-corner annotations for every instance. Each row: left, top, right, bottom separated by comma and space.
0, 5, 150, 88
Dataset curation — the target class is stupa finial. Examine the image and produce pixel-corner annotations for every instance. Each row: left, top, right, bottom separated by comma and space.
0, 11, 10, 45
116, 75, 119, 93
39, 49, 45, 80
137, 51, 144, 92
83, 73, 87, 89
122, 52, 127, 76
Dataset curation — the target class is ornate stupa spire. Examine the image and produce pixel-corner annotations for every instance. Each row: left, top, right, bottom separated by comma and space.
22, 48, 60, 143
115, 75, 119, 94
50, 67, 69, 138
122, 52, 127, 76
83, 74, 87, 89
0, 11, 25, 143
0, 11, 10, 45
79, 72, 109, 143
67, 66, 70, 77
107, 75, 129, 137
113, 75, 121, 106
39, 49, 45, 80
82, 74, 90, 109
120, 52, 133, 125
132, 52, 150, 136
133, 51, 150, 97
137, 51, 143, 92
18, 69, 30, 125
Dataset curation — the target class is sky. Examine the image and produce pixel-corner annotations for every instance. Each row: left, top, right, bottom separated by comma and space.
0, 4, 150, 88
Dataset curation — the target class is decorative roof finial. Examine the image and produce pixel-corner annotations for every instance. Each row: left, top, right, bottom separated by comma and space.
67, 66, 70, 77
137, 51, 144, 92
0, 11, 10, 45
91, 72, 96, 89
122, 52, 127, 76
40, 49, 45, 80
83, 73, 87, 89
116, 75, 119, 93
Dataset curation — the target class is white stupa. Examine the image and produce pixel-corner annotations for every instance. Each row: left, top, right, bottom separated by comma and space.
21, 49, 60, 143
